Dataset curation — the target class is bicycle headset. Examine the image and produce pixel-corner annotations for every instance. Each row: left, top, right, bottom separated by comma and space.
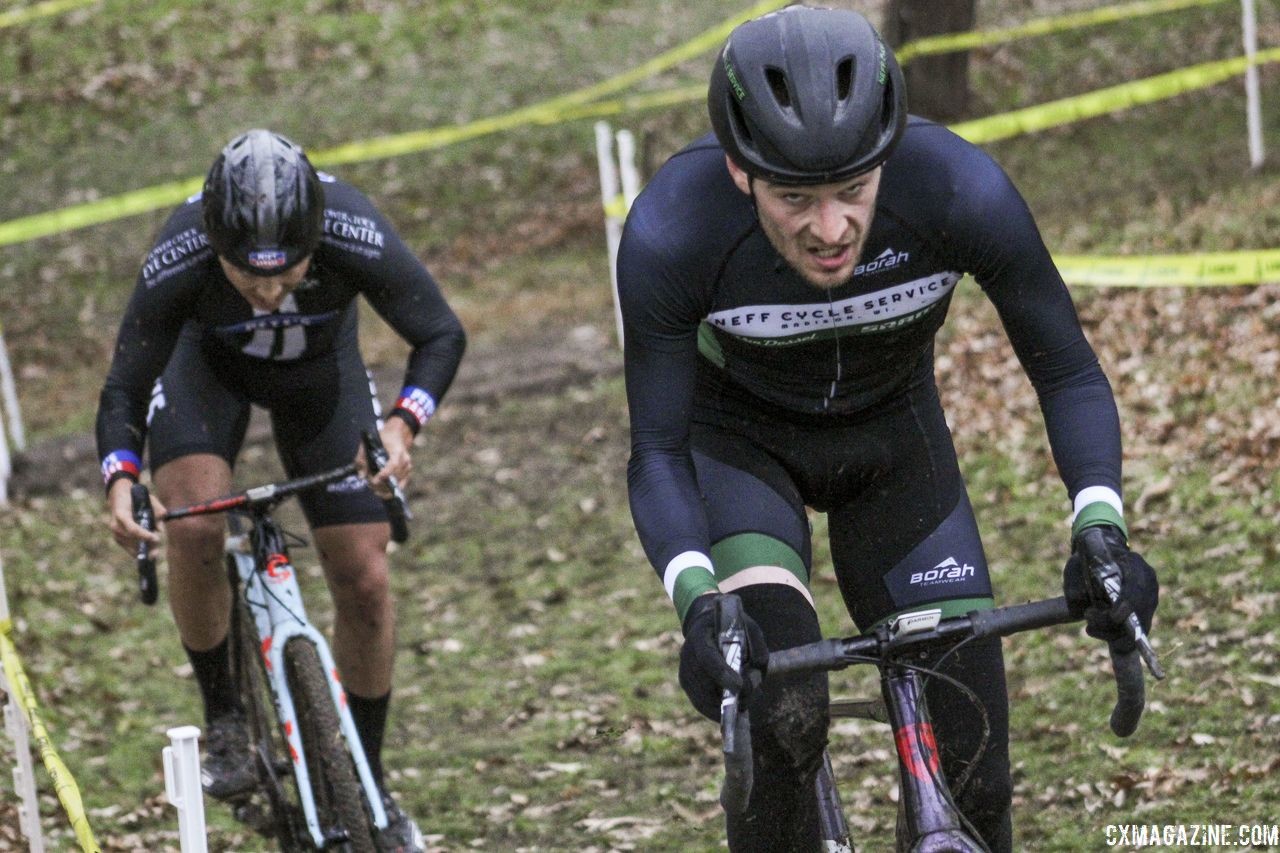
202, 129, 324, 276
707, 6, 908, 186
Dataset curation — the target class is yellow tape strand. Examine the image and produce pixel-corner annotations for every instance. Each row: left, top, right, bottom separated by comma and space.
1055, 250, 1280, 287
0, 3, 782, 246
0, 0, 1273, 250
0, 630, 101, 853
897, 0, 1232, 62
952, 46, 1280, 144
0, 0, 97, 30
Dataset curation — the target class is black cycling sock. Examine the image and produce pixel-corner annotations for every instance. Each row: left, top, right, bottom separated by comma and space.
347, 689, 390, 784
184, 636, 241, 723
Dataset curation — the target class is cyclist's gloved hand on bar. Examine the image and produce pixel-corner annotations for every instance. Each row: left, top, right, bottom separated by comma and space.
679, 593, 767, 722
1063, 523, 1159, 653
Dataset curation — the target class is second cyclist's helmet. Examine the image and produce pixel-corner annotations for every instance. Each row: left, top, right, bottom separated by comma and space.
708, 6, 907, 185
202, 129, 324, 275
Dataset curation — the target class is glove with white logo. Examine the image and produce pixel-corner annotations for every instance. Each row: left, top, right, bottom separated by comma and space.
678, 593, 768, 722
1063, 524, 1159, 654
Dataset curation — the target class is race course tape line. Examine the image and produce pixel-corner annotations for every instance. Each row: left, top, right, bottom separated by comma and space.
0, 0, 1269, 252
0, 622, 102, 852
896, 0, 1232, 62
1055, 250, 1280, 287
0, 0, 96, 30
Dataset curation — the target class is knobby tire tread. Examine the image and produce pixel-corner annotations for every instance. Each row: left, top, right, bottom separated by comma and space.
284, 636, 377, 853
230, 561, 303, 851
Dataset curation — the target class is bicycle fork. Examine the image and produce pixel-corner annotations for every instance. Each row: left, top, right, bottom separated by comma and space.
229, 535, 389, 847
883, 666, 983, 853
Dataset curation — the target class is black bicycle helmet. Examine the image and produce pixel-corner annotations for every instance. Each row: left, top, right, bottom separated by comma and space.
708, 6, 907, 186
202, 129, 324, 275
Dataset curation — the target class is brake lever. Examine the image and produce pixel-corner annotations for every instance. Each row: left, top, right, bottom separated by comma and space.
361, 429, 411, 544
717, 594, 753, 815
130, 483, 158, 606
1079, 528, 1165, 680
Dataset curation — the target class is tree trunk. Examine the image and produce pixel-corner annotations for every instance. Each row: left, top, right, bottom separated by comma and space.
882, 0, 977, 122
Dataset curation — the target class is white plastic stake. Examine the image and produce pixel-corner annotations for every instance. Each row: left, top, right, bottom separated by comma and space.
617, 129, 641, 212
163, 726, 208, 853
4, 701, 44, 852
0, 328, 25, 452
0, 406, 9, 506
1241, 0, 1265, 169
0, 559, 44, 852
595, 121, 628, 348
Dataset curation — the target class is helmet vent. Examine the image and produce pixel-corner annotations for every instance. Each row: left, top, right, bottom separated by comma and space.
764, 67, 792, 109
836, 58, 854, 102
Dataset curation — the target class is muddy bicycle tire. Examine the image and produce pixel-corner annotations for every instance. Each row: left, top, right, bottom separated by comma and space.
284, 636, 377, 852
229, 564, 305, 851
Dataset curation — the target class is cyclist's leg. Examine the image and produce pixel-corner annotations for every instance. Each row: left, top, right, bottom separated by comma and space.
148, 329, 251, 706
690, 443, 828, 853
267, 344, 397, 779
149, 332, 257, 799
826, 389, 1012, 853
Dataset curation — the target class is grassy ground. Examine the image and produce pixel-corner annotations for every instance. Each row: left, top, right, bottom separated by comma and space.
1, 0, 1278, 850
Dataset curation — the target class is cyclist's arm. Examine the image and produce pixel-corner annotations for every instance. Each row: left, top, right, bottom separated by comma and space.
336, 191, 466, 438
618, 219, 718, 624
949, 144, 1124, 531
95, 262, 196, 493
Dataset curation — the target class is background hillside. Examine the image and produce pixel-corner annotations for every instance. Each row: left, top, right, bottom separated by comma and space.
0, 0, 1277, 850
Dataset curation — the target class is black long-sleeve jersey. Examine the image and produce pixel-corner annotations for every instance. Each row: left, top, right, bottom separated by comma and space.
619, 118, 1122, 584
96, 173, 465, 482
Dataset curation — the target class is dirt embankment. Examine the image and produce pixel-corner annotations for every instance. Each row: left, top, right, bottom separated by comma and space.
10, 324, 622, 499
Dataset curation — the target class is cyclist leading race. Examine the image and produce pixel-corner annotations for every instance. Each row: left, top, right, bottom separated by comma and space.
96, 129, 465, 852
617, 8, 1159, 851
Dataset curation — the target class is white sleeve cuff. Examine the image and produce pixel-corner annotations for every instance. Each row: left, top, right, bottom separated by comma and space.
1072, 486, 1123, 521
662, 551, 715, 601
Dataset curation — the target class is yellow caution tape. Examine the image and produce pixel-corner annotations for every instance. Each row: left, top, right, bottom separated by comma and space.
0, 0, 1271, 250
897, 0, 1232, 63
0, 629, 101, 853
0, 177, 204, 248
0, 0, 96, 30
952, 46, 1280, 144
0, 0, 782, 246
312, 0, 779, 167
1055, 250, 1280, 287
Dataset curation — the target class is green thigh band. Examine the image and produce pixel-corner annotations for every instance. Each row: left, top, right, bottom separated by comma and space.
711, 532, 810, 587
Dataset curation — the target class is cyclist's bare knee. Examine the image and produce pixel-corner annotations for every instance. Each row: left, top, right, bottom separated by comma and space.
719, 565, 815, 610
314, 524, 391, 613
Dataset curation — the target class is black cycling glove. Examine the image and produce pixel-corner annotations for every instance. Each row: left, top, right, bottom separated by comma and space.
1063, 524, 1159, 654
678, 593, 768, 722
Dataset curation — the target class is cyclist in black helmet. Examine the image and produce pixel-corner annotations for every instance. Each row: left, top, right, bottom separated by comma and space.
97, 129, 463, 852
618, 7, 1158, 850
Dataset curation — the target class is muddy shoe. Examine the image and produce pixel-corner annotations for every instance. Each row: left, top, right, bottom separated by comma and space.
201, 712, 257, 800
375, 788, 424, 852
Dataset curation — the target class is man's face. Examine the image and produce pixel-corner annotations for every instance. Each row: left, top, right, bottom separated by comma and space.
726, 156, 881, 290
218, 255, 312, 312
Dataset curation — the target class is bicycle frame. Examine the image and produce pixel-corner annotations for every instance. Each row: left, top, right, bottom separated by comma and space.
882, 664, 982, 852
229, 509, 388, 847
725, 596, 1158, 853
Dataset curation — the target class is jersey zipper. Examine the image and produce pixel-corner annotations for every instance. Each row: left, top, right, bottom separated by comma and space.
826, 288, 841, 412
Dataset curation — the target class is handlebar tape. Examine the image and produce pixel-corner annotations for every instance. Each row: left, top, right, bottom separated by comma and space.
968, 597, 1075, 638
1107, 646, 1146, 737
766, 639, 848, 678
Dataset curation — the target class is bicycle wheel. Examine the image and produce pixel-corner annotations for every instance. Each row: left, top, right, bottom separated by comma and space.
284, 636, 377, 852
228, 564, 305, 851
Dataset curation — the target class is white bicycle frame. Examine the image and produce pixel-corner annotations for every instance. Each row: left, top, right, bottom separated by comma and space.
226, 532, 388, 847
